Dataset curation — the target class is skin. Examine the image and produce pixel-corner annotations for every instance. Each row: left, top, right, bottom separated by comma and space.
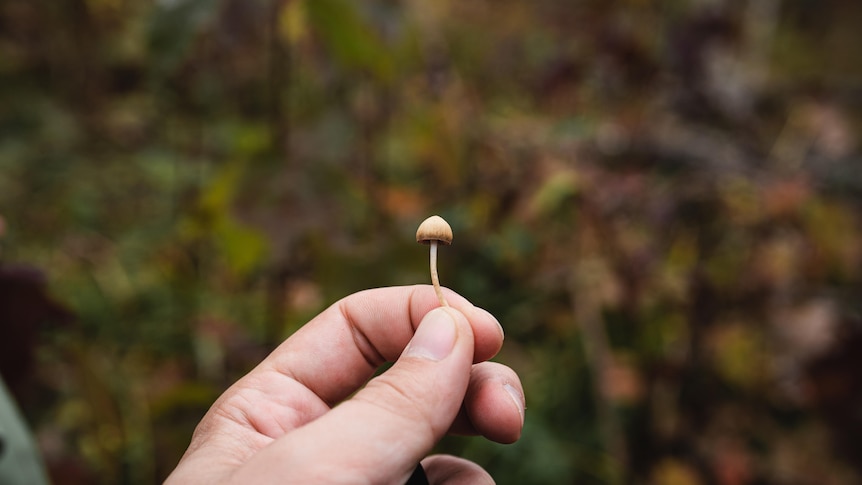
165, 285, 526, 484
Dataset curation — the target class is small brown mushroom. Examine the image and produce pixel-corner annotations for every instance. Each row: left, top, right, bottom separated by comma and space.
416, 215, 453, 307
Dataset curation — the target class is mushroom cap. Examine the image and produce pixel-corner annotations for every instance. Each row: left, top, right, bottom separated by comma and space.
416, 215, 453, 245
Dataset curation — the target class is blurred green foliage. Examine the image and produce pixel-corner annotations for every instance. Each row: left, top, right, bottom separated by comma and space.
2, 0, 862, 483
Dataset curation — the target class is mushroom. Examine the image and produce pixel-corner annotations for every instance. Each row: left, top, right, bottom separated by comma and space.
415, 215, 453, 307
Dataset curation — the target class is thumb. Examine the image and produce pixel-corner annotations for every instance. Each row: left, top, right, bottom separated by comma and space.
230, 307, 475, 484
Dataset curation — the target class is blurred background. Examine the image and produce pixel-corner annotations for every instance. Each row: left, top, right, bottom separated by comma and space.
1, 0, 862, 483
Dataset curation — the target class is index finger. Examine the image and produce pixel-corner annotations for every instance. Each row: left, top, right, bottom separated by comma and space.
261, 284, 504, 406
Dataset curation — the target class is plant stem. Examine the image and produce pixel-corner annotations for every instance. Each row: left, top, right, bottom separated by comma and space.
429, 241, 449, 307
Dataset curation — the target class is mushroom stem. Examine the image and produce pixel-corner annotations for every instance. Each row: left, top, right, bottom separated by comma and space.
429, 241, 449, 307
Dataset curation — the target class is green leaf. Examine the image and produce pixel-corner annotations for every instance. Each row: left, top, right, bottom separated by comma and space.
529, 170, 580, 217
215, 216, 268, 276
304, 0, 393, 81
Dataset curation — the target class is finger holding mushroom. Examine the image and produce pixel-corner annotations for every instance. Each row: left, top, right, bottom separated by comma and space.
416, 215, 453, 307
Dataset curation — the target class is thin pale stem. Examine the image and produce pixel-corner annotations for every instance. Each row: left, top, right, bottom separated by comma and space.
429, 241, 449, 307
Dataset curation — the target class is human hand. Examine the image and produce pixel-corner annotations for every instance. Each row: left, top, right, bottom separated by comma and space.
165, 285, 525, 484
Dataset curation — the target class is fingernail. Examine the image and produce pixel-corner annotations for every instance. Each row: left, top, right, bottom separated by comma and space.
478, 307, 504, 340
504, 383, 525, 426
404, 308, 457, 361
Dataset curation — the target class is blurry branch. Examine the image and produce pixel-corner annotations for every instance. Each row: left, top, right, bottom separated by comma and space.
265, 0, 292, 346
769, 103, 812, 171
744, 0, 780, 85
65, 343, 126, 482
268, 0, 290, 155
568, 274, 628, 482
569, 201, 628, 482
647, 116, 749, 174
